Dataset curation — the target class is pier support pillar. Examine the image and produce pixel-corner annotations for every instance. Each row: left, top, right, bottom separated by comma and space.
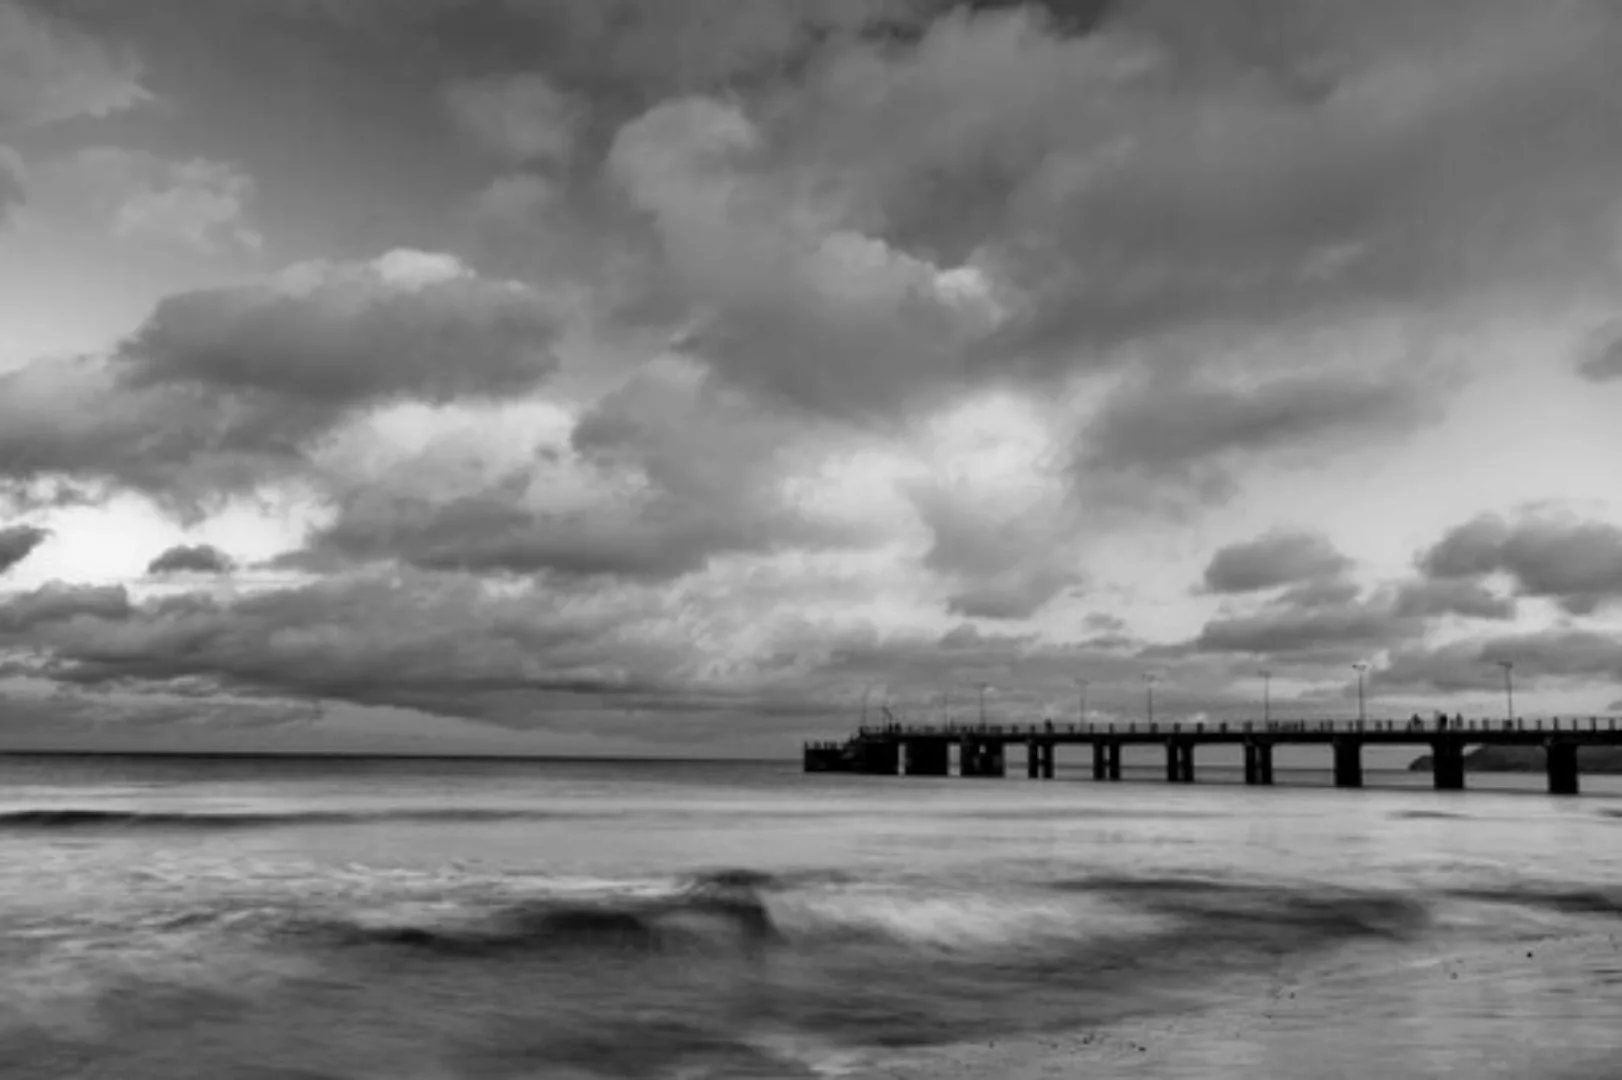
903, 740, 949, 777
857, 740, 900, 776
1092, 740, 1122, 781
1546, 740, 1579, 796
1026, 741, 1041, 779
1332, 738, 1363, 789
961, 740, 1005, 778
1243, 742, 1274, 786
1164, 741, 1194, 783
1431, 738, 1466, 791
1040, 741, 1056, 780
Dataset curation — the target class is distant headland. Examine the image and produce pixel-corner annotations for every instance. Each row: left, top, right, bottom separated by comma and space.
1408, 744, 1622, 774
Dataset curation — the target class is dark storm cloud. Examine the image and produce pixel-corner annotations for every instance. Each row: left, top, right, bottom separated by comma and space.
0, 524, 49, 575
1391, 578, 1516, 621
973, 1, 1622, 362
501, 0, 935, 98
0, 0, 149, 127
146, 543, 234, 576
1417, 511, 1622, 615
1078, 371, 1430, 496
1201, 530, 1353, 595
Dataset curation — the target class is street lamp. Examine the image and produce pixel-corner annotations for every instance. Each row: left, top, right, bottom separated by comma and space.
978, 681, 992, 727
1497, 660, 1514, 722
1074, 677, 1090, 725
1352, 663, 1369, 723
1258, 669, 1272, 725
1143, 673, 1159, 725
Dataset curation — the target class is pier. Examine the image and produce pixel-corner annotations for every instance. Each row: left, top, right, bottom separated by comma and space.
802, 717, 1622, 795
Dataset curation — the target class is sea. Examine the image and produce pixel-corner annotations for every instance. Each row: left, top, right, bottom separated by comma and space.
2, 753, 1621, 1080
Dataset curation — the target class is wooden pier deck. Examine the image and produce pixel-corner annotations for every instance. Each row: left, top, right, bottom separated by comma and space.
803, 717, 1622, 795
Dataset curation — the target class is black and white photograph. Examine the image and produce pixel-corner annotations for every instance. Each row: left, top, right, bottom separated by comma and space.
3, 1, 1622, 1076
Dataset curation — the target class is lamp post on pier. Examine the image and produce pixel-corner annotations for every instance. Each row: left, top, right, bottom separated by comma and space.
861, 683, 879, 728
978, 681, 991, 727
1143, 673, 1159, 725
1352, 663, 1369, 724
1258, 669, 1272, 725
1497, 660, 1514, 722
1074, 676, 1090, 725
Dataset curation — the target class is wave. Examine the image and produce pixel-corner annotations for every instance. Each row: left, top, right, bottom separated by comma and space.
1444, 885, 1622, 920
312, 870, 785, 956
1391, 810, 1471, 820
19, 864, 1622, 1069
0, 806, 592, 831
1047, 873, 1432, 941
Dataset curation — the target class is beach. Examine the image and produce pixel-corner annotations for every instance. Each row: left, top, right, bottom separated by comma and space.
1, 754, 1620, 1078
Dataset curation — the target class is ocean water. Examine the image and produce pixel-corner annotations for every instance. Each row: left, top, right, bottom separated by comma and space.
2, 755, 1621, 1079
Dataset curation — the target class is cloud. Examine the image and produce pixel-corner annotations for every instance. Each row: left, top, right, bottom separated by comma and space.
607, 94, 1004, 416
0, 250, 563, 509
146, 543, 235, 576
1417, 510, 1622, 615
0, 1, 149, 127
908, 480, 1080, 620
1391, 578, 1515, 621
3, 568, 830, 734
1380, 629, 1622, 694
108, 154, 260, 252
1577, 324, 1622, 383
1077, 367, 1433, 503
0, 524, 49, 574
23, 148, 260, 252
0, 145, 21, 219
124, 250, 559, 403
922, 1, 1622, 357
445, 72, 577, 164
0, 582, 132, 633
1192, 602, 1415, 662
505, 0, 924, 96
1201, 530, 1353, 594
282, 359, 873, 580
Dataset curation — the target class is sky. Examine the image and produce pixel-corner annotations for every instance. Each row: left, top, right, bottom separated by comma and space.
3, 0, 1622, 757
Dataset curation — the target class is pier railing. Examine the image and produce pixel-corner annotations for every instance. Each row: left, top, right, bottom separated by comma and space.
845, 716, 1621, 739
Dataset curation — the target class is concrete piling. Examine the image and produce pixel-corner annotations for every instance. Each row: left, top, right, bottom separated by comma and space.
1431, 739, 1466, 791
903, 739, 950, 777
1332, 738, 1363, 789
1546, 740, 1579, 795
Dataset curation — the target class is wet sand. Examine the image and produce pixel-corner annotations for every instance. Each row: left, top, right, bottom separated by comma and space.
869, 932, 1622, 1079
